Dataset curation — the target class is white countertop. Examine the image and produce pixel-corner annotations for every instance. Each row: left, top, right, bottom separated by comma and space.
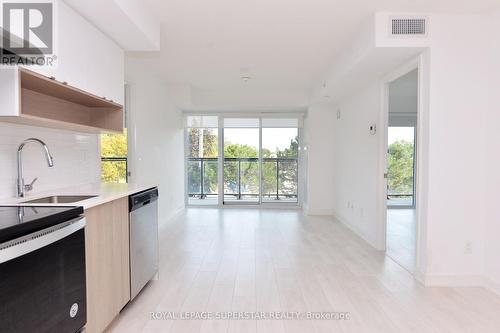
0, 183, 157, 209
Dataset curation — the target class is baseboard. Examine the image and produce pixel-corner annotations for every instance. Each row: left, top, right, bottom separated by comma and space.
483, 277, 500, 297
332, 210, 381, 250
413, 270, 426, 285
422, 274, 484, 287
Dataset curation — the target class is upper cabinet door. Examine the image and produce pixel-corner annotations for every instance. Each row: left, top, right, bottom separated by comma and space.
55, 3, 89, 91
20, 2, 124, 106
83, 24, 124, 105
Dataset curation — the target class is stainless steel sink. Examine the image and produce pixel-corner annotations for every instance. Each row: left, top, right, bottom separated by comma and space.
22, 195, 98, 204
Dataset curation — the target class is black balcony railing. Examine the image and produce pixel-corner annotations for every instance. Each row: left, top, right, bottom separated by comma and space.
387, 193, 414, 206
187, 157, 298, 201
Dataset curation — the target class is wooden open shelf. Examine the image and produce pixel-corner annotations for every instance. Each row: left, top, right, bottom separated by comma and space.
11, 68, 123, 133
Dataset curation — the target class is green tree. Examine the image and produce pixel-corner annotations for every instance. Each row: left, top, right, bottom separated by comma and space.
187, 128, 219, 196
101, 130, 128, 183
223, 141, 259, 196
223, 143, 258, 158
387, 140, 414, 195
277, 136, 299, 158
187, 128, 218, 158
187, 130, 299, 200
275, 136, 298, 197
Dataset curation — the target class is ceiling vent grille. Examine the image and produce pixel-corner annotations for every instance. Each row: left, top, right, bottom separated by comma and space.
391, 18, 427, 36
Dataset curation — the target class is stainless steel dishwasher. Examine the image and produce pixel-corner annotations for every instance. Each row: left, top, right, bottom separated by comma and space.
129, 187, 159, 300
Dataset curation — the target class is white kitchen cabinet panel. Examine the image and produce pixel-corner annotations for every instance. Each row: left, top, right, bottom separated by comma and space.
54, 2, 90, 91
0, 67, 123, 133
0, 69, 19, 117
19, 2, 124, 105
83, 20, 124, 104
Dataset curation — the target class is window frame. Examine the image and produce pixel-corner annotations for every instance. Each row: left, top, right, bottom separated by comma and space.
184, 113, 304, 208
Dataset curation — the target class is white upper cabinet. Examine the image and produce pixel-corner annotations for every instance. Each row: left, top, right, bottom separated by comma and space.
82, 21, 124, 104
25, 2, 124, 105
0, 67, 124, 133
54, 3, 90, 92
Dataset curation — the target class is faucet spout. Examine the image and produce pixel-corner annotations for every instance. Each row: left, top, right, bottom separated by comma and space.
17, 138, 55, 197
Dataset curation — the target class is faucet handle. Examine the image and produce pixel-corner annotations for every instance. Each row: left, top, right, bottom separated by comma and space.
24, 177, 38, 192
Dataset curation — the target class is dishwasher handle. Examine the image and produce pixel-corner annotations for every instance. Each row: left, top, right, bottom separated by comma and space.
129, 187, 159, 212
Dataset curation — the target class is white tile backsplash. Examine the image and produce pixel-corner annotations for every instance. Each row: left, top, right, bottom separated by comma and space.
0, 122, 100, 198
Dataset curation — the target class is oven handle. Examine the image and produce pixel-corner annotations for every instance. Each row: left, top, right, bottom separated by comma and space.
0, 217, 86, 264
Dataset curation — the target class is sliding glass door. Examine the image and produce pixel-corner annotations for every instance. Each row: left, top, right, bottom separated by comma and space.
223, 118, 260, 204
185, 115, 301, 206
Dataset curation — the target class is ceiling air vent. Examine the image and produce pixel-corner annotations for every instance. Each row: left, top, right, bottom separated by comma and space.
390, 17, 427, 36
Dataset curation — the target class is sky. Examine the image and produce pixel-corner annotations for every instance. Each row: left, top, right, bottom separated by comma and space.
388, 127, 414, 144
224, 128, 298, 152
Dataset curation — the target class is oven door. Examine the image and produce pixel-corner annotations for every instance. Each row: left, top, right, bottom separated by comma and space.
0, 217, 87, 333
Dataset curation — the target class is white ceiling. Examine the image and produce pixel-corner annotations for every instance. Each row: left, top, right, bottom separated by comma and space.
126, 0, 499, 111
64, 0, 160, 51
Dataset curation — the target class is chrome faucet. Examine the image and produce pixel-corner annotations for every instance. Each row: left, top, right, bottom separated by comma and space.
17, 138, 54, 197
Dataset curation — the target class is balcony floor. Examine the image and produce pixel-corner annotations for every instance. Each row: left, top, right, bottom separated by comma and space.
387, 197, 413, 206
386, 208, 416, 273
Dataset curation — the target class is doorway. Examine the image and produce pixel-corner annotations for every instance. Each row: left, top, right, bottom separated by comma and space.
385, 69, 418, 273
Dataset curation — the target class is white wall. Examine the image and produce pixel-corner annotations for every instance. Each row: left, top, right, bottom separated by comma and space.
484, 11, 500, 293
126, 57, 185, 224
305, 103, 335, 215
0, 123, 100, 198
330, 84, 383, 248
327, 12, 494, 285
423, 14, 489, 284
389, 69, 418, 115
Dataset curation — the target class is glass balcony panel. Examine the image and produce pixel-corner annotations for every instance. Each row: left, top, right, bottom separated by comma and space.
187, 160, 201, 195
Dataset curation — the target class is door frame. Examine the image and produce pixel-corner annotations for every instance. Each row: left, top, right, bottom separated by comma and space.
378, 54, 427, 278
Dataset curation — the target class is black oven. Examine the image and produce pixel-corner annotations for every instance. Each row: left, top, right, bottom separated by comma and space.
0, 206, 87, 333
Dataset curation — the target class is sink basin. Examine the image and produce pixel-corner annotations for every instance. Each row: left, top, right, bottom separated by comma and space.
22, 195, 98, 204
